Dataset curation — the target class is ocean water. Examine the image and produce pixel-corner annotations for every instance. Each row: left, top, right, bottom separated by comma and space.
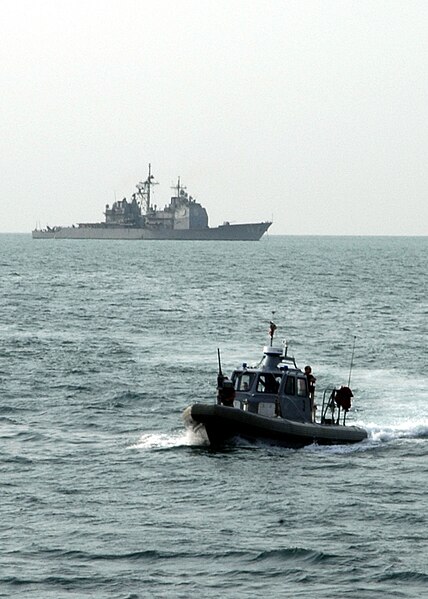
0, 234, 427, 599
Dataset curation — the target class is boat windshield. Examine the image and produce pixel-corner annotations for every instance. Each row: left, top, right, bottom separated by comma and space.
297, 377, 308, 397
283, 375, 308, 397
256, 373, 282, 394
233, 372, 255, 392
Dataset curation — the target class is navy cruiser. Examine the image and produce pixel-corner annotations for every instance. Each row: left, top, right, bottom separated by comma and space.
183, 323, 367, 448
32, 165, 272, 240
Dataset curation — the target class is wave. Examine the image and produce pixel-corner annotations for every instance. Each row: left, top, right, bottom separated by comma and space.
27, 547, 252, 563
0, 454, 33, 464
365, 419, 428, 443
235, 422, 427, 452
109, 391, 149, 406
250, 547, 336, 565
0, 416, 18, 424
130, 429, 208, 450
0, 405, 33, 414
376, 570, 428, 584
300, 419, 428, 455
130, 417, 428, 453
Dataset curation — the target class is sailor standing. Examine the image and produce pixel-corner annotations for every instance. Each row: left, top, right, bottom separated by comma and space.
305, 365, 317, 421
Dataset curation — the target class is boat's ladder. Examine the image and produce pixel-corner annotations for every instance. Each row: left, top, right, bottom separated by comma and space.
320, 387, 347, 426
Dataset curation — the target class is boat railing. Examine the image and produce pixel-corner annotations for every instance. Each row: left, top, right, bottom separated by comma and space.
320, 387, 348, 426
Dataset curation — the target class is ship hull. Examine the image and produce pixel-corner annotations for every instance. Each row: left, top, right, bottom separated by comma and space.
32, 222, 271, 241
183, 404, 368, 448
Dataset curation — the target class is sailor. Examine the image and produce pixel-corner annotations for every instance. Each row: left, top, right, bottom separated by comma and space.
217, 379, 235, 407
304, 366, 317, 421
265, 373, 279, 394
304, 366, 316, 395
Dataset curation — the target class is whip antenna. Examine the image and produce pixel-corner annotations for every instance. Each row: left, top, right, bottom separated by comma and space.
217, 348, 225, 391
217, 348, 223, 377
347, 335, 357, 387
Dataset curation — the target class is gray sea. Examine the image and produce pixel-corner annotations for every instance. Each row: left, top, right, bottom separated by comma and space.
0, 234, 427, 599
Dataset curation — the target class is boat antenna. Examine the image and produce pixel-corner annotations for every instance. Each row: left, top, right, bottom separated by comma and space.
217, 348, 224, 389
217, 348, 223, 376
347, 335, 357, 387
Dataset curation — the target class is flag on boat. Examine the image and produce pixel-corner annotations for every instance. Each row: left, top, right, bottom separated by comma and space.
269, 321, 277, 339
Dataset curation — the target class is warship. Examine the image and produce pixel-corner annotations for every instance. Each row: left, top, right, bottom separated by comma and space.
32, 165, 272, 240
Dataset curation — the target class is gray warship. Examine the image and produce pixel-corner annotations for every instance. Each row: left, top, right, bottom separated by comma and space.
32, 165, 272, 240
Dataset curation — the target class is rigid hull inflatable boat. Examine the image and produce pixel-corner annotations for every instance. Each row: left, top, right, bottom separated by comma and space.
183, 327, 367, 448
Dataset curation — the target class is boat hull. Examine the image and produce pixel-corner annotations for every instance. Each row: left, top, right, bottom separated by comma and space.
183, 404, 368, 448
32, 222, 271, 241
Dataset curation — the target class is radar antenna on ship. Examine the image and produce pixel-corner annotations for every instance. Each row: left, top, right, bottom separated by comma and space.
171, 176, 187, 201
136, 163, 158, 213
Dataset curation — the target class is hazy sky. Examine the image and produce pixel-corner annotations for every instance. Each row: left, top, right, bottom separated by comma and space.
1, 0, 427, 235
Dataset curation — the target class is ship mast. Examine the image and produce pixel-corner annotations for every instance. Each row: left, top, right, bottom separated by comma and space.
136, 164, 158, 213
147, 163, 152, 213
